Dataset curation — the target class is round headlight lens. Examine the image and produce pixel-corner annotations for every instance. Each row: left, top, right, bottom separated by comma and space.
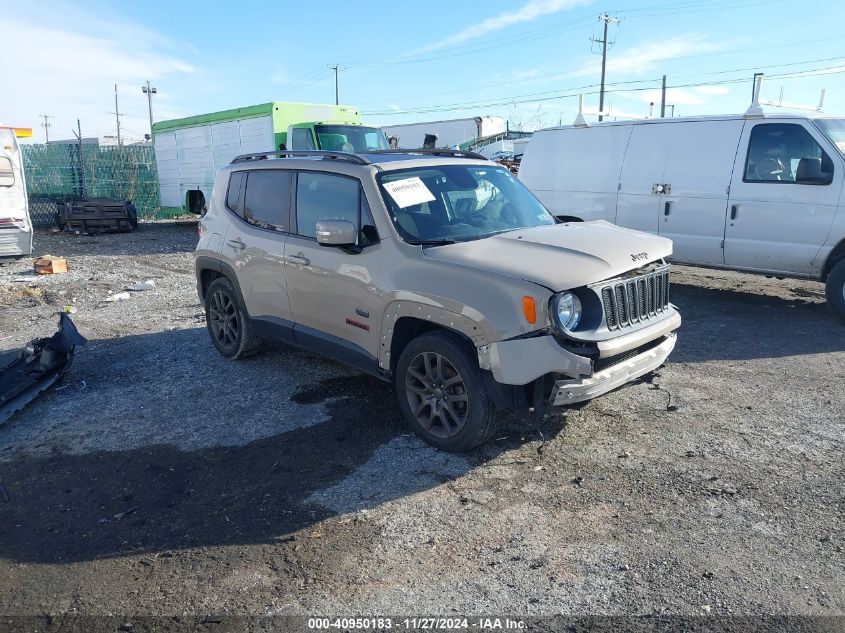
554, 291, 582, 331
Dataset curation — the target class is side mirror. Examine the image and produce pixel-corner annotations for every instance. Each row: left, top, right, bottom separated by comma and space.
316, 220, 357, 247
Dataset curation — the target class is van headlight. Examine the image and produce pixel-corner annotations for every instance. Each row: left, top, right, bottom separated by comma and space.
552, 291, 582, 331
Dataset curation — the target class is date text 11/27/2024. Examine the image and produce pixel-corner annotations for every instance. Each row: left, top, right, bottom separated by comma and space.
307, 617, 526, 630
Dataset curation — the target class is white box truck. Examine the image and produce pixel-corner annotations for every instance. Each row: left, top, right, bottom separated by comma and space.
519, 114, 845, 320
152, 102, 387, 214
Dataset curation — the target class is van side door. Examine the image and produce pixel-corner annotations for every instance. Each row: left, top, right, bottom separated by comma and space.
616, 123, 673, 235
725, 121, 840, 276
659, 119, 743, 266
284, 171, 385, 374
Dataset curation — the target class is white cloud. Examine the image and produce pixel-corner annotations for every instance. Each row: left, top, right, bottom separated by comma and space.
695, 85, 731, 95
567, 34, 722, 78
2, 3, 196, 142
639, 87, 706, 106
415, 0, 592, 54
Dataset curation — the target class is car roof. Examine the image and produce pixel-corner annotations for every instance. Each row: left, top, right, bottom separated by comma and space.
225, 150, 492, 174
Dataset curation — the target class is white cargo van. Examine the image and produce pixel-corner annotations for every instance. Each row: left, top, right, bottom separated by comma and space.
519, 114, 845, 320
0, 126, 33, 261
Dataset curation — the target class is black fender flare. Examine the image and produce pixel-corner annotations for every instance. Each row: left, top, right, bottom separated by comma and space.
195, 256, 250, 317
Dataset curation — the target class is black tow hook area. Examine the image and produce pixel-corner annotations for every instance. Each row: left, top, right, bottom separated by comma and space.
0, 314, 87, 424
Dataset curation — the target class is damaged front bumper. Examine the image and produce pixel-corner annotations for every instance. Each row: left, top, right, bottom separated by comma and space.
478, 309, 680, 407
0, 314, 87, 424
548, 333, 676, 405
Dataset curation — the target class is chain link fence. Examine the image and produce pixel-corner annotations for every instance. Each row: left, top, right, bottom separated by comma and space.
22, 144, 165, 226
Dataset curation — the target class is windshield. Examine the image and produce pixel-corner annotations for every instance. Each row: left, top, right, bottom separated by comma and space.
816, 119, 845, 157
378, 164, 555, 244
316, 125, 388, 152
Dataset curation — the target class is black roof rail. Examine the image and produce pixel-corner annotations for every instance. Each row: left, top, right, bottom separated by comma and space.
230, 150, 371, 165
366, 149, 489, 161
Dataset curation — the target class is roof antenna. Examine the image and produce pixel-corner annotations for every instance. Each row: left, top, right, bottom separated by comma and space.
573, 94, 588, 127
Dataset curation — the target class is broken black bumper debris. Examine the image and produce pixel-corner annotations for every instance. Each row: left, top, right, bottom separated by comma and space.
0, 314, 87, 424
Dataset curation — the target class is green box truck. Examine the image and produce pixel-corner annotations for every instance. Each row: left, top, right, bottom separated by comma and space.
152, 101, 387, 214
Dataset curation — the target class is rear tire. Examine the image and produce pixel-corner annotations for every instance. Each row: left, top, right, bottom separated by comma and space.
204, 277, 262, 359
395, 331, 500, 452
825, 258, 845, 322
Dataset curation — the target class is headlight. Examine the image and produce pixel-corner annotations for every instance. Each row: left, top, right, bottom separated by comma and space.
553, 291, 582, 331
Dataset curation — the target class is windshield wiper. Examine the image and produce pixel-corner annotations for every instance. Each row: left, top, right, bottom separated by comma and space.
406, 239, 457, 246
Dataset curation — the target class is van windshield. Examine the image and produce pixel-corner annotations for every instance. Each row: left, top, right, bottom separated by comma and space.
315, 125, 388, 152
378, 164, 555, 245
816, 119, 845, 157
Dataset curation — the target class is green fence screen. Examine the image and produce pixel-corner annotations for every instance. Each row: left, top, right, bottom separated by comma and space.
21, 144, 169, 226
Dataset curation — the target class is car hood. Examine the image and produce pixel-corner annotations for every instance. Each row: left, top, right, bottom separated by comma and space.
422, 220, 673, 291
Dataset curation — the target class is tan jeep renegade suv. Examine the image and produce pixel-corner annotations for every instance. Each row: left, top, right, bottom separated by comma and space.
195, 150, 681, 451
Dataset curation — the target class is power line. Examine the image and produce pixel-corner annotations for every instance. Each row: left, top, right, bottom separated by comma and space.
363, 61, 845, 117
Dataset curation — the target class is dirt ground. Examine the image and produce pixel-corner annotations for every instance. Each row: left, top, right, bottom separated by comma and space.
0, 223, 843, 624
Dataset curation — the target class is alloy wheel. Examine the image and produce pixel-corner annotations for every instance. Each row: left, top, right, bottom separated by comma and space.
208, 289, 239, 348
405, 352, 469, 439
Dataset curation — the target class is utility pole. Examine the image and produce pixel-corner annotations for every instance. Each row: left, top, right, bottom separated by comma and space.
328, 65, 340, 105
660, 75, 667, 118
112, 83, 124, 147
71, 119, 86, 198
40, 114, 53, 143
592, 13, 620, 122
142, 81, 157, 138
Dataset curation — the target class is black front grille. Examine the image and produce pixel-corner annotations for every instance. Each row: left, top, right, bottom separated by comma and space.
592, 336, 666, 373
601, 268, 670, 331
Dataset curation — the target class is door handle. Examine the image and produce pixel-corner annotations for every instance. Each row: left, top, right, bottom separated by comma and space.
730, 204, 738, 220
286, 253, 310, 266
226, 238, 246, 251
664, 201, 672, 216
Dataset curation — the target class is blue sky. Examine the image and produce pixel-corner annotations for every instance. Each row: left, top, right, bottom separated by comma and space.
3, 0, 845, 143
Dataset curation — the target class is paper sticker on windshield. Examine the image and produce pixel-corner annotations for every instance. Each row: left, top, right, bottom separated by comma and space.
383, 177, 436, 208
837, 141, 845, 154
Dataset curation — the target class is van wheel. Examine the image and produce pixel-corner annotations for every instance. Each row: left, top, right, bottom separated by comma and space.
825, 259, 845, 322
395, 331, 500, 452
204, 277, 262, 359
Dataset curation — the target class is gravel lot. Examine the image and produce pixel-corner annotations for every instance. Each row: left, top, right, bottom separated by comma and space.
0, 223, 843, 623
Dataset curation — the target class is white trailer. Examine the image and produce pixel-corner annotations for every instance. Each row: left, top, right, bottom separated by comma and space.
0, 126, 33, 261
383, 116, 506, 150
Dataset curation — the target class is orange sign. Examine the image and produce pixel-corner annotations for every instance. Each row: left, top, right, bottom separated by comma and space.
13, 128, 33, 138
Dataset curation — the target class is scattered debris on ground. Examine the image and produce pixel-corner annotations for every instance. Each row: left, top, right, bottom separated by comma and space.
0, 313, 87, 424
0, 223, 842, 617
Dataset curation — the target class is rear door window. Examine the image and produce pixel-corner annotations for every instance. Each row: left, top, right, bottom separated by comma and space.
242, 171, 293, 231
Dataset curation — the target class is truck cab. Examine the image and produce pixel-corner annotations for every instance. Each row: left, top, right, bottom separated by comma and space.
286, 122, 388, 152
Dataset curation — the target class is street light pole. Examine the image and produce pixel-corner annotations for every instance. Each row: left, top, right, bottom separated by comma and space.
142, 81, 158, 138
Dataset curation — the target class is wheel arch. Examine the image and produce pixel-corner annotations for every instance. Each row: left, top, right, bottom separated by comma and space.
821, 238, 845, 280
379, 299, 496, 376
195, 256, 249, 316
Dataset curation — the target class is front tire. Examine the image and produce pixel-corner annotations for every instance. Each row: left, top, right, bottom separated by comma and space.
204, 277, 261, 359
395, 331, 500, 452
825, 259, 845, 322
